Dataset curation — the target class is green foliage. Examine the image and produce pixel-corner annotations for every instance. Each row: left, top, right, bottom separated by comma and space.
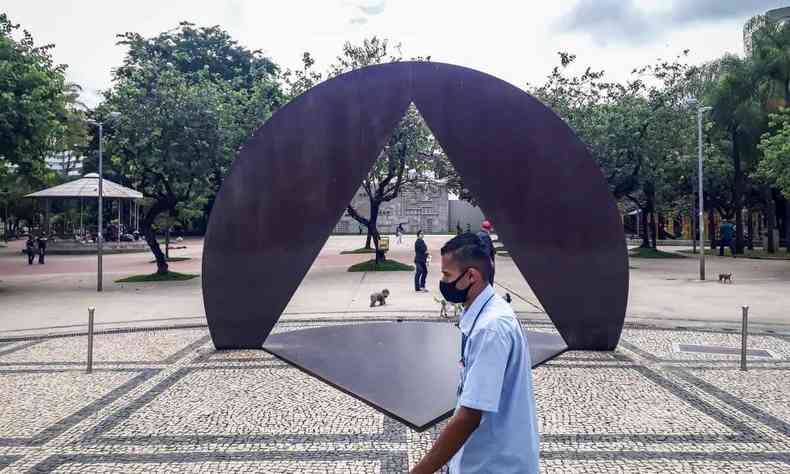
628, 247, 686, 258
347, 259, 415, 272
116, 271, 198, 282
101, 23, 284, 272
758, 108, 790, 198
0, 13, 70, 179
340, 247, 377, 254
529, 52, 699, 246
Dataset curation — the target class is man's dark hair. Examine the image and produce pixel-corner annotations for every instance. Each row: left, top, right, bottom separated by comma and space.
441, 232, 492, 281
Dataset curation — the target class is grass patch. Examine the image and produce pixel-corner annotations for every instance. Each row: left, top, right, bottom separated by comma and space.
348, 259, 415, 272
679, 248, 790, 260
116, 271, 198, 283
148, 257, 191, 263
340, 247, 377, 255
629, 247, 686, 259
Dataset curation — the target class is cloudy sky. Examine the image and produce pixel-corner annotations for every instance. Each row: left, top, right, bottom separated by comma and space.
3, 0, 787, 107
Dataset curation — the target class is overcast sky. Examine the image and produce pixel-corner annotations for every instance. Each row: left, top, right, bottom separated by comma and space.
3, 0, 788, 107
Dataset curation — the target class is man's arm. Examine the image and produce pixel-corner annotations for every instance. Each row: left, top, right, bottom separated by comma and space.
410, 406, 482, 474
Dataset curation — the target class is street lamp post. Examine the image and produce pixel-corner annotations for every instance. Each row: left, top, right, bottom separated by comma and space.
688, 99, 712, 280
86, 112, 120, 292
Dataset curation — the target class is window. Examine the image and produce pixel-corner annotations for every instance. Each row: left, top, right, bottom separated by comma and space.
334, 221, 350, 233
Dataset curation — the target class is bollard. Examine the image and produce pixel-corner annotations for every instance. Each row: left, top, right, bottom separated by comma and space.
740, 306, 749, 371
87, 307, 95, 374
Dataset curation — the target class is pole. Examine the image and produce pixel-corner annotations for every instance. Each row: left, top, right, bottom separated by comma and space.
98, 123, 104, 292
118, 199, 121, 242
740, 305, 749, 371
697, 106, 705, 280
87, 306, 95, 373
3, 197, 7, 243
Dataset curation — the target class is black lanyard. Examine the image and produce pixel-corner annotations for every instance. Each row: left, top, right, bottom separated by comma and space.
460, 294, 495, 366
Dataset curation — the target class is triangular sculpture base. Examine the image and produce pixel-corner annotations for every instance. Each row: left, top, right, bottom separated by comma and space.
262, 321, 567, 431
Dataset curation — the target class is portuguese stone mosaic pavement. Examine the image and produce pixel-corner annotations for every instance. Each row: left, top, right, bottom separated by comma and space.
0, 319, 788, 473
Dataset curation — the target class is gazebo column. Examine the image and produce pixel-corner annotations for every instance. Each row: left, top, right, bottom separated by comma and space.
118, 199, 122, 242
44, 198, 50, 235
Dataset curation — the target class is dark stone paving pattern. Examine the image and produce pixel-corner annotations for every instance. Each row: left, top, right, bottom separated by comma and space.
0, 320, 788, 473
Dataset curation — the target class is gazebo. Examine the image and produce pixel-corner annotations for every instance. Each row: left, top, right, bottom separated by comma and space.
25, 173, 146, 251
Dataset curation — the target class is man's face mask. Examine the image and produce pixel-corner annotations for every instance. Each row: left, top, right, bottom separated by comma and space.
439, 268, 471, 303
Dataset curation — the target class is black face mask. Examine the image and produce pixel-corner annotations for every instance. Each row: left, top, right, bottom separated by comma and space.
440, 268, 471, 304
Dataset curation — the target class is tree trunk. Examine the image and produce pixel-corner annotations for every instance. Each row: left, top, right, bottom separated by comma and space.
369, 202, 382, 263
764, 186, 776, 253
785, 199, 790, 252
649, 211, 658, 249
364, 230, 372, 249
141, 201, 170, 274
747, 210, 754, 250
708, 209, 716, 250
639, 211, 650, 248
165, 226, 170, 260
691, 209, 697, 253
732, 130, 745, 254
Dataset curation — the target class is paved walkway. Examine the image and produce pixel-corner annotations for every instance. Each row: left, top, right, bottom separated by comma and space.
1, 235, 789, 338
0, 320, 788, 472
2, 236, 789, 472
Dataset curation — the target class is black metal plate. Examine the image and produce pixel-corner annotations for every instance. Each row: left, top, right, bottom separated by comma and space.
676, 344, 773, 358
262, 322, 567, 431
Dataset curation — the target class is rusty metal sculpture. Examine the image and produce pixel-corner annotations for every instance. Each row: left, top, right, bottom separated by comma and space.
203, 61, 627, 349
201, 62, 628, 430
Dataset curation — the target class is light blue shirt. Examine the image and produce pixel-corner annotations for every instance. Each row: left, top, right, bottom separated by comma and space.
449, 284, 540, 473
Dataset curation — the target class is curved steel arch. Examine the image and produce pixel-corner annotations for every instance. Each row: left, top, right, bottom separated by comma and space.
202, 61, 628, 351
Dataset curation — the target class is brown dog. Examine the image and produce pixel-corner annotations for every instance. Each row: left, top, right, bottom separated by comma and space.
718, 273, 733, 284
370, 289, 390, 307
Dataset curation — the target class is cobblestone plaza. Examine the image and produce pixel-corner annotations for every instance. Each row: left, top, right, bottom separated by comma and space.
1, 318, 788, 473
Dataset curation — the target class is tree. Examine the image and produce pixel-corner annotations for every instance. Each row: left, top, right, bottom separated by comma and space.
0, 13, 69, 180
288, 38, 439, 255
529, 52, 697, 248
752, 21, 790, 252
102, 24, 282, 273
758, 108, 790, 250
704, 55, 766, 253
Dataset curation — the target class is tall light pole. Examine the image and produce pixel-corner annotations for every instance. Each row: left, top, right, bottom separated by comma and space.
687, 98, 712, 280
86, 112, 120, 292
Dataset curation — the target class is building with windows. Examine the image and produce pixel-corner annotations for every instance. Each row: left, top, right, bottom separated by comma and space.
334, 180, 450, 234
744, 6, 790, 56
45, 152, 83, 176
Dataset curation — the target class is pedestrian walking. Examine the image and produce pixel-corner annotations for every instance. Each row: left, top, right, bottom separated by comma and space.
36, 234, 48, 264
25, 235, 36, 265
719, 219, 736, 257
396, 223, 405, 244
410, 233, 539, 473
476, 220, 496, 284
414, 230, 429, 292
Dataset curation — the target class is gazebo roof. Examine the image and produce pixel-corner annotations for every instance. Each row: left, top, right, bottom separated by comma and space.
25, 173, 144, 200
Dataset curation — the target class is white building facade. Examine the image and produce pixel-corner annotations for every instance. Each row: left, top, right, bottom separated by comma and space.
334, 181, 450, 234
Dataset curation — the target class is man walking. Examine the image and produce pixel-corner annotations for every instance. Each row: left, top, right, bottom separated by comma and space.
414, 230, 429, 292
411, 233, 540, 473
36, 234, 48, 264
476, 220, 496, 284
719, 219, 736, 257
25, 235, 36, 265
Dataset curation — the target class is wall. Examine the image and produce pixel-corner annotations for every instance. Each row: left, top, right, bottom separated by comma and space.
334, 181, 449, 234
448, 199, 486, 234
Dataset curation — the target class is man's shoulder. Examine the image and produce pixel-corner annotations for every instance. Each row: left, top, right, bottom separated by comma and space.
477, 296, 518, 334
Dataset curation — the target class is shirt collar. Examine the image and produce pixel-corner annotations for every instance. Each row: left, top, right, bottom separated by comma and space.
459, 284, 494, 335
